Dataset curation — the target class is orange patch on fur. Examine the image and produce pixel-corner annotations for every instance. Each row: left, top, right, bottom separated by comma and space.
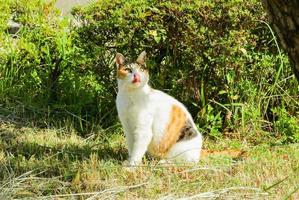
117, 67, 128, 79
151, 105, 187, 157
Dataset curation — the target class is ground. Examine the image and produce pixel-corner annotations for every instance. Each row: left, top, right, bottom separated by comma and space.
0, 122, 298, 199
55, 0, 92, 15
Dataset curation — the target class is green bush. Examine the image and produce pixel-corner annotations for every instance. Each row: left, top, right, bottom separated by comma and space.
0, 1, 108, 130
0, 0, 298, 140
272, 107, 299, 143
73, 0, 298, 138
0, 0, 10, 33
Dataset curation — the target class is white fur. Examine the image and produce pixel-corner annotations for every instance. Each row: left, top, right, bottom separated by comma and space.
116, 54, 202, 166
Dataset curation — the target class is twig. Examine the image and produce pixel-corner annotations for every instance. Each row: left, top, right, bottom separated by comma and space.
283, 184, 299, 200
36, 182, 148, 200
179, 166, 224, 173
179, 186, 268, 200
0, 170, 35, 190
64, 109, 90, 123
86, 182, 148, 200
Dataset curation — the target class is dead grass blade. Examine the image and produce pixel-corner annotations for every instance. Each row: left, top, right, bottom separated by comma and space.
159, 186, 269, 200
36, 181, 148, 200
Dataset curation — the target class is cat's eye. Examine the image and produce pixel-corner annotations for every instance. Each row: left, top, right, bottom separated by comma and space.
140, 66, 147, 72
124, 67, 132, 73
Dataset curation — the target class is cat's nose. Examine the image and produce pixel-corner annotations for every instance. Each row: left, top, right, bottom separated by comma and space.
132, 73, 141, 83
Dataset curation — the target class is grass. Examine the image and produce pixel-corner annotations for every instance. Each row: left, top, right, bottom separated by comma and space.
0, 122, 298, 199
1, 1, 298, 199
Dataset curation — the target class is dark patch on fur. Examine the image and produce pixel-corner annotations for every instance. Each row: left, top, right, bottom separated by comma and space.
177, 119, 197, 142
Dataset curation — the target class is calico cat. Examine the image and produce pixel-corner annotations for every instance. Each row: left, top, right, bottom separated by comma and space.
116, 51, 202, 166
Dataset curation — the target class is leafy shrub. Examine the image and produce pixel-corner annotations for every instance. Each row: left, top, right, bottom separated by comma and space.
199, 105, 222, 139
0, 0, 10, 33
272, 107, 299, 143
73, 0, 298, 138
0, 0, 298, 140
0, 1, 108, 130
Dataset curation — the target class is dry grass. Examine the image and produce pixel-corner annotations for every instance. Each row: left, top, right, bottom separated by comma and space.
0, 122, 298, 199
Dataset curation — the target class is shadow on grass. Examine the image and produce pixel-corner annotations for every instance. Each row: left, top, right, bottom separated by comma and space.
5, 142, 127, 162
0, 122, 127, 179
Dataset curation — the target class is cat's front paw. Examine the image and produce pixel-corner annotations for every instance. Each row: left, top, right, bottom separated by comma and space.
124, 160, 140, 166
122, 160, 130, 167
158, 159, 170, 165
122, 160, 138, 172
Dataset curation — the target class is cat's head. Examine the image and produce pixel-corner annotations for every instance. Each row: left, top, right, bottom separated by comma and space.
115, 51, 149, 90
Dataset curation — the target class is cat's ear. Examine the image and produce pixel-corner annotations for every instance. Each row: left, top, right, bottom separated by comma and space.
136, 51, 147, 65
115, 53, 125, 68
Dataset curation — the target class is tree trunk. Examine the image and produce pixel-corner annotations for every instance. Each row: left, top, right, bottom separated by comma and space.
262, 0, 299, 82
